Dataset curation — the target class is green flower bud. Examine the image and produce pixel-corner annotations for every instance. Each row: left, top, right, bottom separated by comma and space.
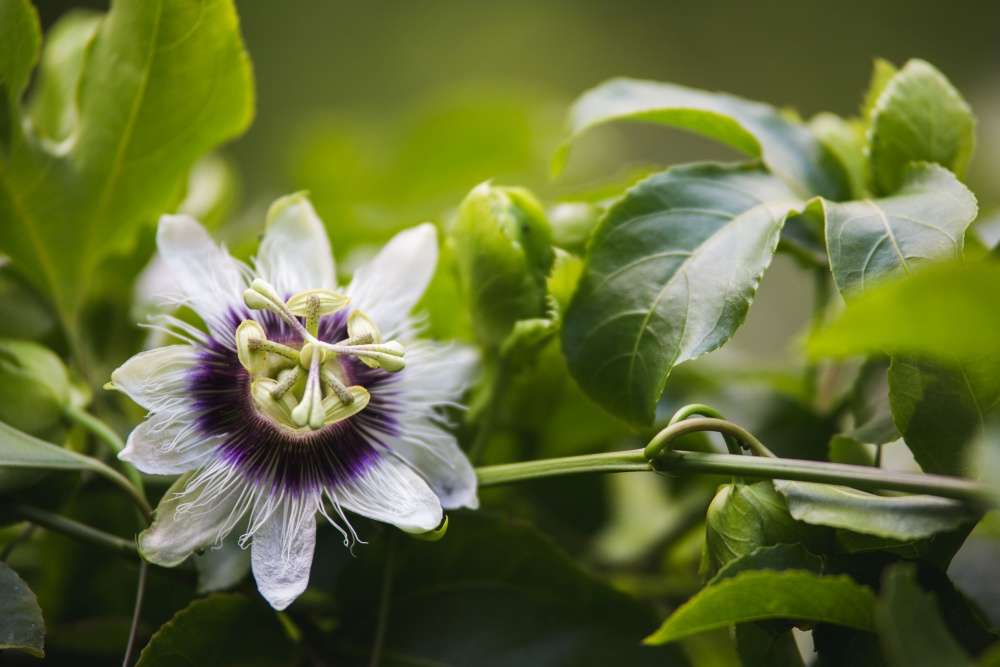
548, 202, 601, 254
451, 182, 555, 347
0, 339, 70, 434
703, 481, 804, 576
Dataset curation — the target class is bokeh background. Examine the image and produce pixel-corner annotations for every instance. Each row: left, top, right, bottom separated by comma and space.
39, 0, 1000, 365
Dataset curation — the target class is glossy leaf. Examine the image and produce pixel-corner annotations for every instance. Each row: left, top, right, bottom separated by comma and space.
710, 543, 824, 584
645, 570, 876, 645
333, 513, 689, 666
0, 0, 40, 111
876, 564, 973, 667
868, 60, 975, 195
135, 594, 295, 667
0, 561, 45, 658
809, 261, 1000, 364
889, 357, 1000, 475
773, 480, 976, 541
822, 163, 976, 296
555, 77, 848, 199
562, 163, 800, 424
0, 0, 254, 333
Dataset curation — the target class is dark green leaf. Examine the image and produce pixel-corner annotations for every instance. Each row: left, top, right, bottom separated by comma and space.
868, 60, 975, 195
711, 543, 824, 584
822, 163, 976, 297
735, 622, 805, 667
876, 564, 973, 667
135, 594, 295, 667
0, 0, 254, 332
774, 480, 976, 541
645, 570, 876, 645
333, 513, 689, 666
889, 357, 1000, 475
555, 78, 849, 198
0, 560, 45, 658
562, 163, 800, 424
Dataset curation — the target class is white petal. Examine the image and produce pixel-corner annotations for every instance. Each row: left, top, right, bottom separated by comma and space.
157, 215, 246, 342
347, 223, 438, 336
110, 345, 198, 412
400, 341, 478, 406
119, 412, 219, 475
139, 473, 245, 567
255, 193, 336, 295
251, 501, 317, 610
386, 427, 478, 510
335, 455, 443, 533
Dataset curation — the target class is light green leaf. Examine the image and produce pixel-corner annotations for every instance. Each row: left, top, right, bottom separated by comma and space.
822, 163, 977, 296
555, 77, 849, 199
0, 0, 40, 107
773, 480, 975, 541
0, 561, 44, 658
861, 58, 898, 123
0, 339, 70, 435
868, 59, 975, 195
889, 357, 1000, 475
135, 594, 295, 667
808, 261, 1000, 366
710, 543, 824, 584
876, 564, 973, 667
0, 0, 254, 337
562, 163, 800, 424
26, 10, 101, 142
644, 570, 876, 645
810, 112, 867, 200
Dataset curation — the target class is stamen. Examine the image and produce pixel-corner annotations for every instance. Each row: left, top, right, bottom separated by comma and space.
270, 367, 302, 400
248, 338, 301, 363
235, 320, 267, 372
320, 366, 355, 405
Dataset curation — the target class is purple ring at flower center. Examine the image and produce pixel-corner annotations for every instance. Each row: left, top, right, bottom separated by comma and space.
187, 309, 401, 496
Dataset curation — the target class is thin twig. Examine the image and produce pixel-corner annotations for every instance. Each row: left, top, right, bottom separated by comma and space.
369, 534, 397, 667
122, 560, 149, 667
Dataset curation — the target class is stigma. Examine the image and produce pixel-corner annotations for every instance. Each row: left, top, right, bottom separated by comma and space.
234, 279, 406, 431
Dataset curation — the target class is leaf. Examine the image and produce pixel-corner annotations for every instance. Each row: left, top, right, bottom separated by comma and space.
135, 593, 295, 667
0, 561, 45, 657
735, 623, 805, 667
0, 0, 254, 335
554, 77, 849, 199
332, 513, 689, 666
868, 59, 975, 195
889, 357, 1000, 475
773, 480, 976, 541
808, 261, 1000, 364
0, 419, 120, 493
25, 10, 101, 142
810, 112, 867, 200
0, 0, 40, 106
710, 543, 824, 585
562, 163, 801, 424
876, 564, 973, 667
644, 570, 876, 645
822, 163, 977, 297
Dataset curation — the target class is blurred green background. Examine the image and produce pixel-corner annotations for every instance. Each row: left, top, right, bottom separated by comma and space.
39, 0, 1000, 365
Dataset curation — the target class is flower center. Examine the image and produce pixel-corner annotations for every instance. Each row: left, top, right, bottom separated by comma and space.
235, 279, 406, 432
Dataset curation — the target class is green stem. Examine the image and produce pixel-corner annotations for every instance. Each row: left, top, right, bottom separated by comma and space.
668, 404, 741, 455
122, 561, 149, 667
82, 456, 152, 520
476, 450, 651, 486
64, 403, 147, 506
476, 449, 990, 504
12, 504, 139, 558
645, 417, 775, 459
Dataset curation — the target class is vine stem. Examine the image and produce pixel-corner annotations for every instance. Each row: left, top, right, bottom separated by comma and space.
475, 417, 992, 505
122, 561, 149, 667
64, 404, 149, 512
11, 504, 139, 558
